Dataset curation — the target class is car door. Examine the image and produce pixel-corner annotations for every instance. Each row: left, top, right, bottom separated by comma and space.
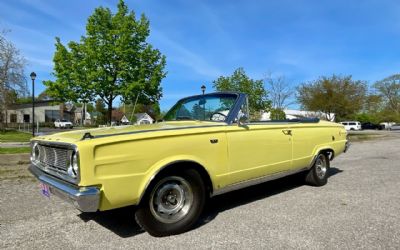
290, 123, 324, 169
225, 123, 293, 185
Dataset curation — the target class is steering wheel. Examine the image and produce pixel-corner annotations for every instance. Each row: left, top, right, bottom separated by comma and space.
210, 112, 227, 121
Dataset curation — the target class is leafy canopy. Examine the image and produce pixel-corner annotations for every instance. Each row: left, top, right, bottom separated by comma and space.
374, 74, 400, 115
44, 0, 166, 123
213, 67, 271, 116
297, 75, 367, 121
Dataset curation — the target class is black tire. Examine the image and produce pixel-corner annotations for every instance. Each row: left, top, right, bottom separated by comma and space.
305, 153, 330, 186
135, 168, 206, 237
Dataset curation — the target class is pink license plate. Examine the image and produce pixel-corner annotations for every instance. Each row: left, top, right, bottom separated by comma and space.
40, 183, 51, 198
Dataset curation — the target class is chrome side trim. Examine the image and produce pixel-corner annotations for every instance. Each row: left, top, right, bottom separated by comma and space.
29, 164, 100, 212
87, 124, 227, 140
211, 167, 308, 197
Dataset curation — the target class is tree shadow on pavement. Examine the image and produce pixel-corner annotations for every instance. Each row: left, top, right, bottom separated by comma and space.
78, 168, 343, 237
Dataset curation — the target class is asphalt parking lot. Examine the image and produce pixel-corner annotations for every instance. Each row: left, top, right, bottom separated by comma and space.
1, 131, 400, 249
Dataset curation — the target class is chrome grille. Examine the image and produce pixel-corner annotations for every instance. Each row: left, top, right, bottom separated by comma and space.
37, 145, 72, 174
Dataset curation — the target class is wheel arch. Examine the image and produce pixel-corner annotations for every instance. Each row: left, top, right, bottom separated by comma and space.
310, 147, 335, 168
137, 160, 213, 205
320, 148, 335, 161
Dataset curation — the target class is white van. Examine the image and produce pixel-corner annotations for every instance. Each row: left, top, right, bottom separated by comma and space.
340, 121, 362, 131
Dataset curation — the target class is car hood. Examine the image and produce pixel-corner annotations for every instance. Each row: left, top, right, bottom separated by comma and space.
33, 121, 225, 144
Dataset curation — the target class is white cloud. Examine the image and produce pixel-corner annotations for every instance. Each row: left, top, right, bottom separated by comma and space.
152, 29, 223, 78
27, 57, 53, 68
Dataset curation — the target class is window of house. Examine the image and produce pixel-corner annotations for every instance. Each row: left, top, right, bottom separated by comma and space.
23, 114, 30, 123
10, 114, 17, 123
140, 120, 151, 124
45, 110, 60, 122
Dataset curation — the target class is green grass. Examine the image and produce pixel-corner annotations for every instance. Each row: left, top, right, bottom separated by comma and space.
0, 130, 32, 142
0, 147, 31, 154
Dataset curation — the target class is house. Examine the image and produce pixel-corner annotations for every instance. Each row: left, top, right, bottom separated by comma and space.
74, 107, 91, 125
120, 115, 129, 124
1, 100, 72, 125
111, 109, 125, 124
110, 110, 153, 125
262, 109, 336, 122
134, 113, 154, 125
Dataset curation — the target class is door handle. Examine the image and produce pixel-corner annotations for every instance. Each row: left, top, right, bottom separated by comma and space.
282, 129, 292, 136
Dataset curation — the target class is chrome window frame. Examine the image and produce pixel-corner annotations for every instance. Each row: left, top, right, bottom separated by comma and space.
163, 92, 248, 125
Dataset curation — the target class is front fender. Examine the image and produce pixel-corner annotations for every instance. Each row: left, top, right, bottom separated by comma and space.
136, 155, 214, 204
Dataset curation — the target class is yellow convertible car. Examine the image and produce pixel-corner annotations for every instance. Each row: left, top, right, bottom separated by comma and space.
29, 92, 349, 236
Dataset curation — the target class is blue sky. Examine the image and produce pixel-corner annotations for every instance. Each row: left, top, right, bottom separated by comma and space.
1, 0, 400, 111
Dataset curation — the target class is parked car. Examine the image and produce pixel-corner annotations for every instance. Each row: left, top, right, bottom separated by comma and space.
29, 92, 349, 236
389, 124, 400, 130
54, 119, 73, 129
361, 122, 383, 130
381, 122, 397, 130
340, 121, 362, 131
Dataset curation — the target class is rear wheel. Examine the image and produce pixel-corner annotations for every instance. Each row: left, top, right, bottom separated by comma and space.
135, 168, 206, 237
305, 153, 329, 186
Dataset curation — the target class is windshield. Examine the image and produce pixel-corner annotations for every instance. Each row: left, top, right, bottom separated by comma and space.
163, 93, 238, 122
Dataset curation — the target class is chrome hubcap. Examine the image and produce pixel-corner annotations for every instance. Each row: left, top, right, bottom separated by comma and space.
150, 176, 193, 224
315, 155, 327, 179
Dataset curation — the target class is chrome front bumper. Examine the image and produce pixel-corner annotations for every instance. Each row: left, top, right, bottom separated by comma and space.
29, 164, 100, 212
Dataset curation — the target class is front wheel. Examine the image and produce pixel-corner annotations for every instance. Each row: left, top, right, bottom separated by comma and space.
135, 169, 206, 237
305, 153, 330, 186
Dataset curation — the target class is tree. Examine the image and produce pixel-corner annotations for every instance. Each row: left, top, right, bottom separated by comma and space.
213, 68, 271, 117
297, 75, 367, 121
270, 108, 286, 120
94, 99, 107, 124
37, 89, 52, 101
0, 31, 27, 128
44, 0, 166, 124
374, 74, 400, 116
264, 73, 293, 109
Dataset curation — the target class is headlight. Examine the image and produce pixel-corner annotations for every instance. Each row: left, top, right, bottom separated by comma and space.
31, 143, 40, 162
67, 151, 79, 179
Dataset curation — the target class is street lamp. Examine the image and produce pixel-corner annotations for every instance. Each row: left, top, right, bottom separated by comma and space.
200, 85, 206, 120
201, 85, 206, 95
30, 72, 36, 136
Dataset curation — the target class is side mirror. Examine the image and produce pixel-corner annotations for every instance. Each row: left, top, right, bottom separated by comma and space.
238, 115, 248, 126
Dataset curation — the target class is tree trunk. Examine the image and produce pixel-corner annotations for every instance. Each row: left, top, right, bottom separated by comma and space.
60, 103, 64, 119
108, 102, 112, 125
5, 109, 8, 128
81, 103, 85, 126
